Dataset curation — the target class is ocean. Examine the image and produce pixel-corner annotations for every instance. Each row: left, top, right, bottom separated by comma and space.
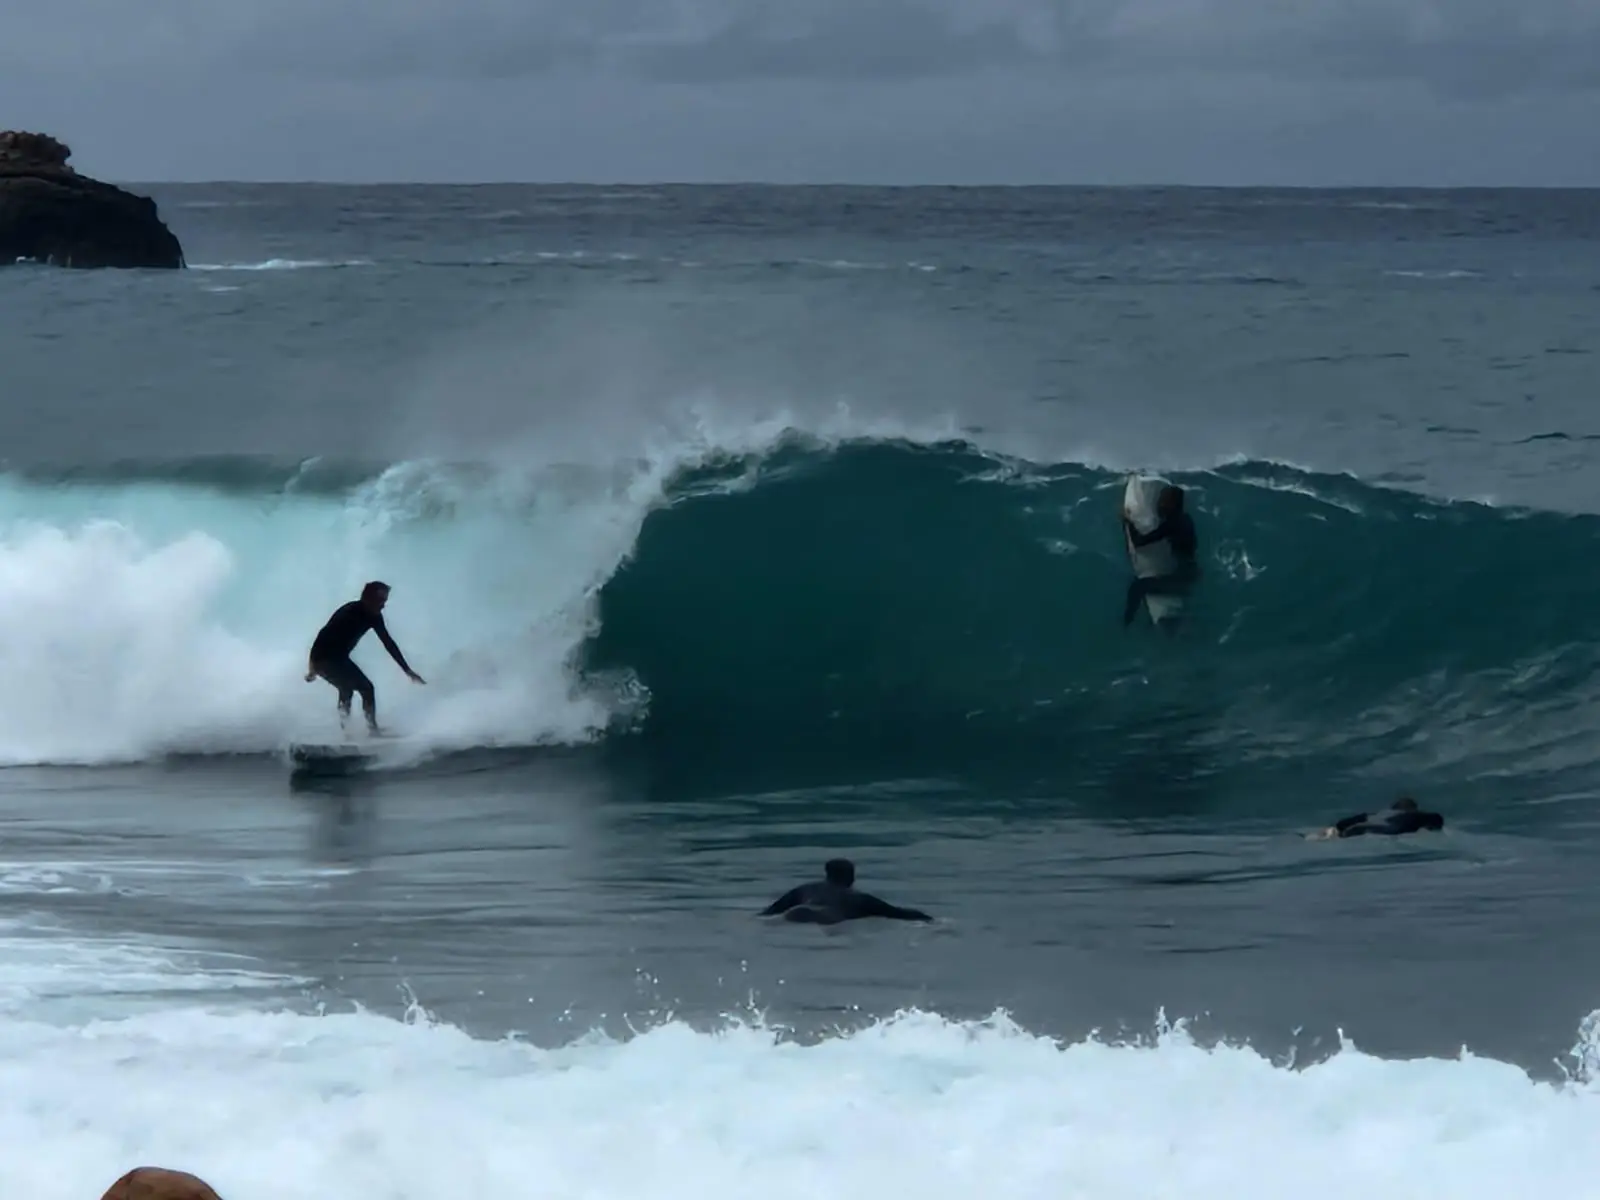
4, 183, 1600, 1198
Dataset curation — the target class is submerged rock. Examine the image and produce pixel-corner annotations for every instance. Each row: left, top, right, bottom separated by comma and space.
98, 1167, 224, 1200
0, 130, 184, 268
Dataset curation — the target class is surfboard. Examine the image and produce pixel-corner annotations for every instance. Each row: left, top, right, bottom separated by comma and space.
1122, 474, 1185, 626
287, 742, 381, 773
287, 732, 412, 772
290, 741, 373, 761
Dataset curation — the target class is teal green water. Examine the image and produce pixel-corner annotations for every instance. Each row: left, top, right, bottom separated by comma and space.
1, 183, 1599, 1090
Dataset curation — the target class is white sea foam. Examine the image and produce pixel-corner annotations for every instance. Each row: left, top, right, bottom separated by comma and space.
0, 997, 1596, 1200
187, 258, 372, 271
0, 406, 967, 766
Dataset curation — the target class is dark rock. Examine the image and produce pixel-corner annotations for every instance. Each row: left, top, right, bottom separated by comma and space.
98, 1167, 225, 1200
0, 130, 184, 269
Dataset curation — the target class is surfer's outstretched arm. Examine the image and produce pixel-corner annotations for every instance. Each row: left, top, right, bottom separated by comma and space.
760, 887, 806, 917
372, 616, 424, 682
1331, 813, 1372, 837
855, 892, 934, 922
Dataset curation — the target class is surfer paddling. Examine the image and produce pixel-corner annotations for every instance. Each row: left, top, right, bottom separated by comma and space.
760, 858, 934, 925
305, 581, 425, 736
1122, 483, 1199, 627
1309, 796, 1444, 840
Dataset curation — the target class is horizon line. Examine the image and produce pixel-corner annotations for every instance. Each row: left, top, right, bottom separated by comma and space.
113, 178, 1600, 192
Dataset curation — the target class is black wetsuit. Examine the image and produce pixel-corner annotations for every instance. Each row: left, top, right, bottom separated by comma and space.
309, 601, 414, 722
1124, 512, 1199, 626
760, 881, 933, 925
1331, 809, 1444, 838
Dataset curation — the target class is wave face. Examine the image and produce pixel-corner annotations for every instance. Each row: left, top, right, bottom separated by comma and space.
585, 440, 1600, 780
1, 435, 1596, 781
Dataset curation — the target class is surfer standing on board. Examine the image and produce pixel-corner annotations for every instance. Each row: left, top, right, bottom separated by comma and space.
304, 581, 425, 735
1122, 484, 1200, 626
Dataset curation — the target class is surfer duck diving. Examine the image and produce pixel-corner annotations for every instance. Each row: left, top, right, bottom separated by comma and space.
1121, 481, 1200, 628
305, 581, 425, 736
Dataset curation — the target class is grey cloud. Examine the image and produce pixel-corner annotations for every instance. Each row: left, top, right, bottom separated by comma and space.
7, 56, 1598, 185
1301, 18, 1600, 99
216, 0, 1050, 82
1112, 0, 1600, 99
258, 0, 1600, 99
627, 0, 1046, 83
5, 0, 1600, 100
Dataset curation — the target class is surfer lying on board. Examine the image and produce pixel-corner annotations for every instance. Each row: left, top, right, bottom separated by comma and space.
304, 581, 425, 736
1308, 796, 1444, 840
1122, 483, 1199, 626
760, 858, 934, 925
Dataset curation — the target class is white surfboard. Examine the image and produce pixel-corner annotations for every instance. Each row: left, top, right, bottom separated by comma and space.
1122, 474, 1185, 626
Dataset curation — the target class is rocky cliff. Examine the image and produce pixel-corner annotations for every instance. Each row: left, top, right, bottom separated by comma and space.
0, 130, 185, 268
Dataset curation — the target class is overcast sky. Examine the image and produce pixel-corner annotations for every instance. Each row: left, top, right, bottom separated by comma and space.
3, 0, 1597, 184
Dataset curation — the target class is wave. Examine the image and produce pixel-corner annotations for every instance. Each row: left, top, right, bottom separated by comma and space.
0, 431, 1595, 779
3, 892, 1599, 1194
187, 258, 372, 271
0, 455, 648, 765
4, 877, 1595, 1195
585, 441, 1600, 776
8, 999, 1600, 1200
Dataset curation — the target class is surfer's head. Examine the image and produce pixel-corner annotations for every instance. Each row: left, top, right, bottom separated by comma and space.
824, 858, 855, 887
361, 580, 391, 612
1158, 485, 1185, 517
1392, 796, 1418, 812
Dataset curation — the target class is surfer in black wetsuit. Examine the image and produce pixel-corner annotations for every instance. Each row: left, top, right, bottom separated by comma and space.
1311, 796, 1444, 840
760, 858, 934, 925
304, 581, 425, 735
1122, 484, 1200, 627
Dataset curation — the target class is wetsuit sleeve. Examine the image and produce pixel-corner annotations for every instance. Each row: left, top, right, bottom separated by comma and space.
370, 614, 415, 674
1332, 813, 1369, 834
1374, 812, 1428, 836
1126, 518, 1172, 549
760, 887, 806, 916
856, 893, 934, 922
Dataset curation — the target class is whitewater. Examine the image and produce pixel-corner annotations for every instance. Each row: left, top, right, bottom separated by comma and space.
8, 1001, 1600, 1200
0, 404, 969, 764
0, 456, 637, 764
4, 181, 1600, 1200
